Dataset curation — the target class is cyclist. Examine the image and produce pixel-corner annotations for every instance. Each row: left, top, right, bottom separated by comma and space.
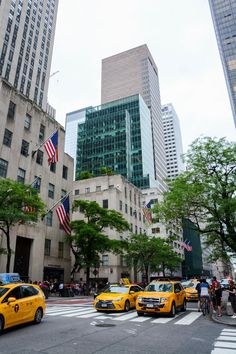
199, 278, 210, 314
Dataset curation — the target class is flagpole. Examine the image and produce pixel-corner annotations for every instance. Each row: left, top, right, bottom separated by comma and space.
32, 129, 58, 158
41, 190, 72, 220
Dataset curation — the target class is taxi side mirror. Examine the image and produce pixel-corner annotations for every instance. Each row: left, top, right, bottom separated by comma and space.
129, 291, 135, 294
175, 289, 180, 293
8, 297, 16, 304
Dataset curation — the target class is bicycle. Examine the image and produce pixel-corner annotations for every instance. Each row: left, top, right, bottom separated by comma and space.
200, 296, 210, 316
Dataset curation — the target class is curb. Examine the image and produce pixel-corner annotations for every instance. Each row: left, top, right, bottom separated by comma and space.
211, 313, 236, 327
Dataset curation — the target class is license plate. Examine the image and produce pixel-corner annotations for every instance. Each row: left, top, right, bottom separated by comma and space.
101, 304, 107, 307
147, 304, 154, 308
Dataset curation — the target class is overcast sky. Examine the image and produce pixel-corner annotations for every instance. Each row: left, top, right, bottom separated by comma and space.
48, 0, 235, 153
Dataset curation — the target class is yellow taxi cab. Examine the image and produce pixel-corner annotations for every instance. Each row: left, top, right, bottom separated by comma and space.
184, 280, 199, 301
136, 279, 186, 317
94, 283, 143, 312
0, 282, 46, 334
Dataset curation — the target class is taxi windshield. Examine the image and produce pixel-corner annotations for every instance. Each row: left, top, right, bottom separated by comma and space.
187, 282, 197, 288
0, 287, 9, 298
146, 283, 173, 293
104, 286, 129, 294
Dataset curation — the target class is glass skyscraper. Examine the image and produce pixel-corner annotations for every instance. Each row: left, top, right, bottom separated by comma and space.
76, 94, 157, 190
209, 0, 236, 127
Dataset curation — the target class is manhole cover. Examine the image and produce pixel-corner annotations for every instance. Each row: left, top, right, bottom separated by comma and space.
95, 323, 116, 327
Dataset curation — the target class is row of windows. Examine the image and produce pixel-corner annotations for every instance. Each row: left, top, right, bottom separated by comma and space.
44, 240, 64, 258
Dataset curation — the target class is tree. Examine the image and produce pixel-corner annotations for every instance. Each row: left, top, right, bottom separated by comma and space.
125, 234, 181, 283
69, 200, 130, 293
154, 137, 236, 257
76, 171, 94, 180
0, 179, 45, 272
100, 167, 114, 175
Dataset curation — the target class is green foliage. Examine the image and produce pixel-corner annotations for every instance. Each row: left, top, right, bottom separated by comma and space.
100, 166, 114, 175
0, 178, 45, 272
125, 234, 181, 282
69, 200, 129, 291
77, 171, 95, 180
154, 136, 236, 257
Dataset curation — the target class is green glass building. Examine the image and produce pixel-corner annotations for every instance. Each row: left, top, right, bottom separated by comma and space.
76, 94, 157, 189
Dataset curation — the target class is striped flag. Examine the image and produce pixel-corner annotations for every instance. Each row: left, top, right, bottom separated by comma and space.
142, 200, 153, 225
43, 130, 58, 165
56, 196, 71, 235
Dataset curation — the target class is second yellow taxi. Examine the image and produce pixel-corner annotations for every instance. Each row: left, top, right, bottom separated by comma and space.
136, 279, 186, 317
184, 280, 199, 301
94, 284, 143, 311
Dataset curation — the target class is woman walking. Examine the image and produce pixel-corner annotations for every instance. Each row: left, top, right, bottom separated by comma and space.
228, 280, 236, 318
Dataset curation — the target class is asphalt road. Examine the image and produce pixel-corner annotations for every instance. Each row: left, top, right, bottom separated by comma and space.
0, 300, 234, 354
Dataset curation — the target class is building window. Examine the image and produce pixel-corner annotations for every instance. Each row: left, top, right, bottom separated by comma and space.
17, 168, 25, 183
58, 242, 64, 258
125, 204, 128, 213
119, 200, 122, 211
102, 255, 109, 266
24, 113, 31, 130
36, 150, 43, 165
46, 211, 53, 226
85, 187, 90, 193
48, 183, 54, 199
74, 189, 79, 196
44, 239, 51, 256
21, 139, 29, 157
135, 225, 138, 234
33, 176, 41, 192
39, 124, 45, 143
0, 158, 8, 178
130, 207, 132, 216
62, 165, 68, 179
50, 162, 56, 173
125, 187, 127, 198
3, 129, 12, 147
61, 189, 67, 198
96, 186, 101, 192
152, 227, 160, 234
7, 100, 16, 119
103, 199, 108, 209
129, 190, 132, 202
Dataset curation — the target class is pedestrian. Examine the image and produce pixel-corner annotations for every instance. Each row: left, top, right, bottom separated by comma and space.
227, 280, 236, 318
195, 279, 201, 312
58, 281, 64, 297
214, 279, 222, 317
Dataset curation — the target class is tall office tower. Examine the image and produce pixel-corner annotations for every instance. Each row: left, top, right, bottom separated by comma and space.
161, 104, 184, 179
76, 95, 157, 190
101, 45, 167, 192
0, 0, 58, 110
209, 0, 236, 127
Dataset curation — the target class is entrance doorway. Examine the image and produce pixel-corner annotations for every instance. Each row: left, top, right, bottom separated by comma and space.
13, 236, 32, 281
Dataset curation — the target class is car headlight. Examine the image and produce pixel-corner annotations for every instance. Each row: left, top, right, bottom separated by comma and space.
137, 296, 143, 301
113, 297, 123, 301
160, 298, 169, 303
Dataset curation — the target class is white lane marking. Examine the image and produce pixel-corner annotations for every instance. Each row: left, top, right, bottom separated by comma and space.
222, 329, 236, 333
214, 341, 236, 349
211, 349, 236, 354
218, 336, 236, 342
175, 312, 202, 325
186, 308, 199, 311
63, 309, 96, 317
105, 312, 126, 316
94, 316, 110, 319
219, 333, 236, 337
46, 307, 74, 313
130, 316, 150, 322
150, 311, 185, 324
113, 312, 138, 321
77, 312, 103, 318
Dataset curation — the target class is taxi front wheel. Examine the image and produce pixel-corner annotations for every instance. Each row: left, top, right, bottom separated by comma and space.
0, 315, 4, 334
169, 302, 176, 317
34, 308, 43, 324
124, 300, 130, 312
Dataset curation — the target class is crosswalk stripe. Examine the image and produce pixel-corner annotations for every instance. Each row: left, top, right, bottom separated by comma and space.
214, 341, 236, 349
218, 333, 236, 337
222, 329, 236, 333
211, 349, 236, 354
94, 316, 110, 319
113, 312, 138, 321
77, 312, 101, 318
47, 308, 84, 316
174, 312, 202, 325
46, 307, 73, 312
151, 312, 185, 324
63, 309, 96, 317
130, 316, 150, 322
217, 336, 236, 342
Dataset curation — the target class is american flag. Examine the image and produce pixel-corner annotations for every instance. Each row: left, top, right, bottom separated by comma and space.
142, 200, 153, 225
56, 196, 71, 235
43, 130, 58, 164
